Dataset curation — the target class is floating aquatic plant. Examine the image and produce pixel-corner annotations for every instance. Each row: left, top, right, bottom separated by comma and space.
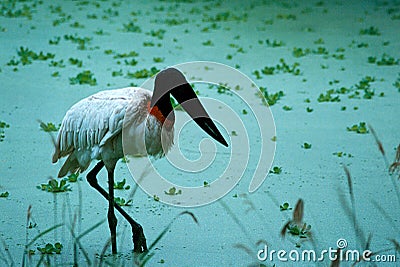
282, 105, 292, 111
94, 29, 109, 36
69, 21, 84, 28
103, 8, 119, 18
280, 202, 292, 211
328, 79, 340, 85
269, 166, 282, 174
276, 13, 296, 20
317, 90, 340, 102
286, 222, 312, 239
394, 74, 400, 92
0, 191, 9, 198
126, 67, 159, 79
257, 87, 285, 106
292, 47, 310, 58
49, 36, 60, 45
37, 179, 71, 193
143, 41, 155, 47
153, 18, 189, 26
153, 57, 164, 63
332, 53, 345, 60
69, 70, 97, 86
114, 197, 132, 206
87, 13, 97, 19
376, 54, 399, 66
347, 122, 369, 134
201, 23, 220, 32
112, 69, 123, 77
164, 187, 182, 196
53, 15, 72, 27
66, 173, 79, 182
39, 122, 59, 132
146, 29, 166, 39
202, 40, 214, 46
69, 58, 83, 67
112, 50, 139, 59
122, 21, 142, 32
314, 46, 329, 55
10, 47, 55, 66
49, 59, 65, 68
359, 26, 381, 36
265, 39, 285, 47
333, 152, 353, 158
64, 34, 92, 50
362, 88, 375, 99
124, 58, 138, 66
349, 40, 369, 48
0, 1, 33, 19
0, 121, 10, 142
301, 143, 312, 149
208, 83, 231, 95
37, 242, 63, 254
202, 11, 248, 23
314, 38, 324, 44
114, 178, 130, 190
254, 59, 301, 78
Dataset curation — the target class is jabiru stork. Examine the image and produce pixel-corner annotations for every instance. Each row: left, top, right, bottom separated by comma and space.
52, 67, 228, 254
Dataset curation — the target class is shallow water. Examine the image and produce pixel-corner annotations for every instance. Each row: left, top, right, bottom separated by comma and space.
1, 0, 399, 266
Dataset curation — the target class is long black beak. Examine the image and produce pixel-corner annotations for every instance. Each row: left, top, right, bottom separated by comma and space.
173, 83, 228, 147
153, 68, 228, 147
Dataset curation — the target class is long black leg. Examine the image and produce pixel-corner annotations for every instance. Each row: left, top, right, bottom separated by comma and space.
86, 161, 147, 253
107, 167, 118, 254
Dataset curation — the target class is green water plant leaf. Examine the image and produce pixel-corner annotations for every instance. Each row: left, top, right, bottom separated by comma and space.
37, 179, 71, 193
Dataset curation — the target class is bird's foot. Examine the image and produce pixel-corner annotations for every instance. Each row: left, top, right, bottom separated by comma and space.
132, 225, 147, 253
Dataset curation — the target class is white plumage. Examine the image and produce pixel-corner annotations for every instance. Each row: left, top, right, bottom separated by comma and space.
52, 87, 174, 178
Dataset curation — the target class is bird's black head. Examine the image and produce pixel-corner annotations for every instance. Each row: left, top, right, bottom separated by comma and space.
151, 67, 228, 147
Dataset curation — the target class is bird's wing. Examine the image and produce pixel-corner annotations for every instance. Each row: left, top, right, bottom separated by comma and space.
52, 87, 150, 163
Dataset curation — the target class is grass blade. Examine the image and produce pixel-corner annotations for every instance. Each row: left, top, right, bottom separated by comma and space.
389, 239, 400, 252
138, 211, 198, 265
338, 172, 367, 251
343, 166, 357, 234
280, 221, 290, 238
233, 244, 253, 257
26, 223, 63, 248
76, 219, 106, 241
368, 124, 389, 167
389, 145, 400, 174
0, 238, 14, 267
293, 198, 304, 224
148, 211, 198, 252
219, 200, 253, 243
343, 166, 354, 207
371, 200, 400, 233
70, 219, 105, 265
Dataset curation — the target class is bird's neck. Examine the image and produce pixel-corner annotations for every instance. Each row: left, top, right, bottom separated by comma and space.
147, 101, 174, 130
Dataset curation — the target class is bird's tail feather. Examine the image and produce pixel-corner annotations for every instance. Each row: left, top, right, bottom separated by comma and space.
58, 153, 80, 178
